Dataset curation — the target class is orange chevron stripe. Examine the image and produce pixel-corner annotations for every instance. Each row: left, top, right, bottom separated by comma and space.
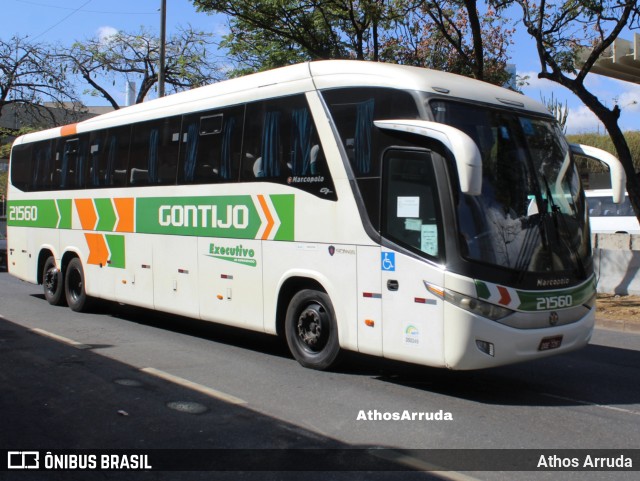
75, 199, 97, 230
257, 195, 274, 240
60, 123, 78, 137
85, 233, 109, 266
114, 197, 134, 232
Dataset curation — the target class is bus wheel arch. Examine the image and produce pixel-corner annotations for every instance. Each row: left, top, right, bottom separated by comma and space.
279, 278, 343, 370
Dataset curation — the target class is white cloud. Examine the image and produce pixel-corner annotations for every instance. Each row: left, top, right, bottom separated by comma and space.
96, 26, 118, 43
565, 105, 603, 134
518, 71, 557, 92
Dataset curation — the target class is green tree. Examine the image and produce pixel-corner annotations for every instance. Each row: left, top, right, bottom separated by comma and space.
194, 0, 513, 84
510, 0, 640, 221
62, 26, 222, 109
195, 0, 412, 76
383, 1, 514, 84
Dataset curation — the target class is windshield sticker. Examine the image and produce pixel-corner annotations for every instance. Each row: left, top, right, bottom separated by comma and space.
397, 197, 420, 218
420, 224, 438, 257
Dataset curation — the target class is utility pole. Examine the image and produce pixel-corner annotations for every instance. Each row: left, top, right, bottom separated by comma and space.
158, 0, 166, 98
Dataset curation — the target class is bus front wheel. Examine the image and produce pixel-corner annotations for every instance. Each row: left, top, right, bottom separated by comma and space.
65, 258, 91, 312
43, 256, 65, 306
285, 289, 342, 370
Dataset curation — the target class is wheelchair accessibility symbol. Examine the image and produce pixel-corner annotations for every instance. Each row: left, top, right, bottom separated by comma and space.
381, 252, 395, 271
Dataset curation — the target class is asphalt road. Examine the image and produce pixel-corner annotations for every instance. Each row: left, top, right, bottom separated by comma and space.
1, 271, 639, 480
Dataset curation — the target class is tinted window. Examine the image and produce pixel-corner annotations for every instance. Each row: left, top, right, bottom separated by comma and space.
32, 141, 54, 191
242, 95, 336, 199
322, 87, 419, 177
9, 143, 33, 191
587, 195, 634, 217
54, 137, 90, 190
130, 116, 181, 186
179, 106, 244, 184
86, 126, 131, 188
382, 149, 443, 260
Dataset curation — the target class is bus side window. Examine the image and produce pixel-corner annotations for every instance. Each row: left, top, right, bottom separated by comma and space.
131, 117, 181, 186
242, 101, 283, 180
57, 137, 88, 190
83, 126, 131, 188
130, 121, 155, 186
382, 149, 444, 260
32, 141, 53, 191
10, 143, 33, 192
241, 95, 336, 199
322, 87, 419, 177
179, 106, 243, 184
106, 126, 131, 188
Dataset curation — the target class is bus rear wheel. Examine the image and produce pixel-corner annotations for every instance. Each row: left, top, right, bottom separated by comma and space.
43, 256, 65, 306
65, 258, 92, 312
285, 289, 342, 370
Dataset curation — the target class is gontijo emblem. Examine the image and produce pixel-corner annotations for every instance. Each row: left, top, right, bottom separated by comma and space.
136, 194, 294, 240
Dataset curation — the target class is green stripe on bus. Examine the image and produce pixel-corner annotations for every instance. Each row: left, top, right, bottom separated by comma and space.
135, 194, 295, 240
271, 194, 295, 241
56, 199, 72, 229
105, 234, 125, 269
515, 278, 596, 311
95, 198, 117, 232
6, 200, 62, 228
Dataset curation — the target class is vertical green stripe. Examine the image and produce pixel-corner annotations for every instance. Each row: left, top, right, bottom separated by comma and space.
56, 199, 72, 229
95, 198, 117, 231
105, 234, 125, 269
270, 194, 295, 241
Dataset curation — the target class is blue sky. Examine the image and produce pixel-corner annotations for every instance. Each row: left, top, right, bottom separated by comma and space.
4, 0, 640, 134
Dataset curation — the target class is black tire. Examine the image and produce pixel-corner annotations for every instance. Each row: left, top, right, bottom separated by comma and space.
65, 258, 91, 312
43, 256, 65, 306
285, 289, 342, 370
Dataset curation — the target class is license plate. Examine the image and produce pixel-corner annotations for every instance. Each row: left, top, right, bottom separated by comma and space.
538, 335, 563, 351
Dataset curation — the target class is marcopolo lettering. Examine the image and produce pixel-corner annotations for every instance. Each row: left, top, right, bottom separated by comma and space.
158, 204, 249, 229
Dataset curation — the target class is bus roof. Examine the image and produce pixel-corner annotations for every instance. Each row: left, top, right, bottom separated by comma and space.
14, 60, 551, 144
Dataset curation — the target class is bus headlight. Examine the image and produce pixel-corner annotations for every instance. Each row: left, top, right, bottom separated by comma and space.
445, 289, 513, 321
425, 282, 513, 321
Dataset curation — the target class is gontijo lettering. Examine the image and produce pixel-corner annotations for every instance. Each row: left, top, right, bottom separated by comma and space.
158, 204, 249, 229
136, 194, 295, 241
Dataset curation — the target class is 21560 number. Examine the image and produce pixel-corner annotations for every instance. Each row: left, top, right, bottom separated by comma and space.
536, 295, 572, 310
8, 205, 38, 222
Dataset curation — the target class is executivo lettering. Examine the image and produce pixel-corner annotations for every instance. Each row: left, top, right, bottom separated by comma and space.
207, 242, 257, 267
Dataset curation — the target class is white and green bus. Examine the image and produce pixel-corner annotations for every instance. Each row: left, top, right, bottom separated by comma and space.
6, 60, 625, 370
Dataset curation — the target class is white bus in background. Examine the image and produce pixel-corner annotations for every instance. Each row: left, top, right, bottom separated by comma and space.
586, 189, 640, 234
6, 60, 625, 371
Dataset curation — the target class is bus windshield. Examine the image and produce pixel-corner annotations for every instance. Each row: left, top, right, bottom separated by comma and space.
431, 100, 589, 275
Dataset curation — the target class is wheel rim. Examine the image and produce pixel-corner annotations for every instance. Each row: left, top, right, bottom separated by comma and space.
44, 267, 58, 295
68, 268, 83, 303
296, 302, 329, 353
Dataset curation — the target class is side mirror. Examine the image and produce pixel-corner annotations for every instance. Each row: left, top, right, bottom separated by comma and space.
570, 144, 626, 203
374, 120, 482, 195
